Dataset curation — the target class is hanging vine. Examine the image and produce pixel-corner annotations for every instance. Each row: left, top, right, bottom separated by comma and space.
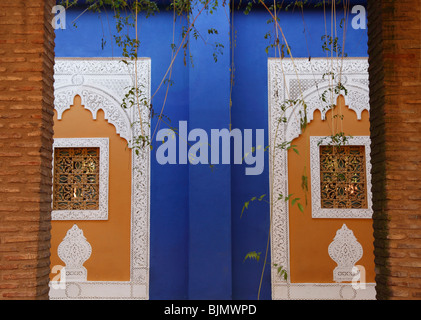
58, 0, 361, 300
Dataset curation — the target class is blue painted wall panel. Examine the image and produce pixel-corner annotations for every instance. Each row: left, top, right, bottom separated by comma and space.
187, 3, 233, 299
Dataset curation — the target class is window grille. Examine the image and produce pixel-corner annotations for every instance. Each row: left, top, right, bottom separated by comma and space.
319, 145, 367, 209
53, 147, 100, 210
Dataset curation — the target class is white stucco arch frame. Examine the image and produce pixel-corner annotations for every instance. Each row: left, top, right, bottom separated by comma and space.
268, 58, 375, 300
49, 58, 151, 300
54, 85, 133, 142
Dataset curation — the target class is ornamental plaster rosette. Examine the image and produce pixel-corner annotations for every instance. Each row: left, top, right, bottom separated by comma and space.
58, 224, 92, 282
328, 224, 363, 282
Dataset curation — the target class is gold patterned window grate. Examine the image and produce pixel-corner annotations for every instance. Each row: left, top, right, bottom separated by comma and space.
319, 145, 367, 209
53, 147, 100, 210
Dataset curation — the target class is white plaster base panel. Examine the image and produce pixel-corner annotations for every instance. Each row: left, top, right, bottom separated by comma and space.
49, 281, 147, 300
273, 283, 376, 300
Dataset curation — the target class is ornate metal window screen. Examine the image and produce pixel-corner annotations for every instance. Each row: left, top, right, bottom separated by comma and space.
53, 147, 100, 211
319, 145, 367, 209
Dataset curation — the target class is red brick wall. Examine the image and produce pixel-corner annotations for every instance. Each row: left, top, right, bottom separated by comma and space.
367, 0, 421, 299
0, 0, 55, 299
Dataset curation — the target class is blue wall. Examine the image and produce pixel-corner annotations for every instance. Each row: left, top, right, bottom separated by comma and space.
54, 1, 368, 300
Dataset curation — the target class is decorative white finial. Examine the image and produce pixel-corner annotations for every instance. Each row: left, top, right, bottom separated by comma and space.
328, 224, 363, 282
58, 224, 92, 282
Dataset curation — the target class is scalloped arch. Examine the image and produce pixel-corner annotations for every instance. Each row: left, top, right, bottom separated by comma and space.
54, 85, 132, 143
284, 82, 369, 142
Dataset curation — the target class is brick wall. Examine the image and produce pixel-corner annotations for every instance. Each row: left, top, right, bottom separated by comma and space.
367, 0, 421, 299
0, 0, 55, 299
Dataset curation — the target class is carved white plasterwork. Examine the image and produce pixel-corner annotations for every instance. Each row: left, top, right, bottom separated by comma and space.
268, 58, 374, 300
310, 136, 373, 219
58, 224, 92, 282
269, 57, 370, 143
54, 58, 150, 145
328, 224, 363, 282
52, 138, 109, 221
50, 58, 151, 300
272, 283, 375, 300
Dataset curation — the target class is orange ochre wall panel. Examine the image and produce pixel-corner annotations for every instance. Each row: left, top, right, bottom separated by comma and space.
50, 95, 131, 281
287, 96, 375, 284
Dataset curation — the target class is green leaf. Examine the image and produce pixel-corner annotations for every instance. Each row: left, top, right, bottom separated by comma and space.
297, 203, 304, 213
243, 251, 261, 263
284, 193, 293, 201
241, 201, 249, 218
275, 264, 288, 280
